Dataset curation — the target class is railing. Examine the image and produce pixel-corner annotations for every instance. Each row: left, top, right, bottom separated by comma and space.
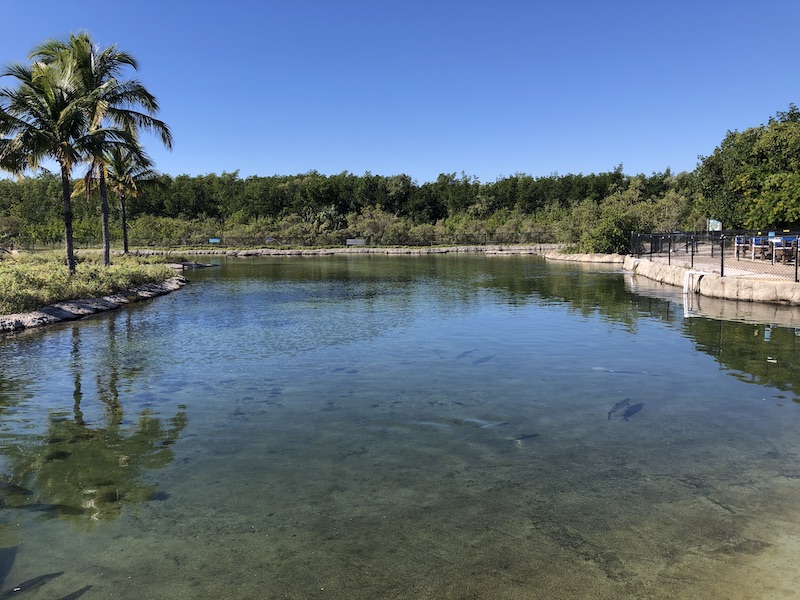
631, 232, 800, 282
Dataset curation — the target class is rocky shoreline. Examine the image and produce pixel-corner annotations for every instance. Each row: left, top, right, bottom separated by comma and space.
0, 276, 187, 334
129, 243, 564, 258
5, 245, 799, 335
0, 246, 561, 334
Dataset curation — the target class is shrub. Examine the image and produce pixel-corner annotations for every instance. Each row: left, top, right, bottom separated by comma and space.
0, 253, 174, 314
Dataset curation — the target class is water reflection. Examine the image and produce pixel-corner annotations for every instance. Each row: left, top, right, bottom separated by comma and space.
1, 320, 187, 524
683, 319, 800, 398
482, 258, 676, 330
1, 255, 800, 598
193, 255, 800, 393
624, 273, 800, 398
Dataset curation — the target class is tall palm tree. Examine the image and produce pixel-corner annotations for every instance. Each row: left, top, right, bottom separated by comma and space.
32, 33, 172, 265
106, 147, 163, 254
73, 146, 163, 254
0, 60, 95, 273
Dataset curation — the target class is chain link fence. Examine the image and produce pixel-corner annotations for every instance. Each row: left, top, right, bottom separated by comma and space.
631, 232, 800, 282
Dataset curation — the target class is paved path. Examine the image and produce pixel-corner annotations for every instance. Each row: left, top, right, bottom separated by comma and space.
644, 252, 797, 282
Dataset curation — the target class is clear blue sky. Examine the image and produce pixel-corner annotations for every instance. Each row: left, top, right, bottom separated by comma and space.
2, 1, 799, 183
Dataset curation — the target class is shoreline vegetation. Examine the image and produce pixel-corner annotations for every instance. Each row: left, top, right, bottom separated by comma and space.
3, 103, 800, 262
4, 244, 800, 335
0, 251, 185, 332
2, 33, 800, 333
4, 103, 800, 263
0, 275, 186, 333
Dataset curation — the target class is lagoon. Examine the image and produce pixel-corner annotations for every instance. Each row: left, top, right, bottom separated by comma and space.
1, 254, 799, 599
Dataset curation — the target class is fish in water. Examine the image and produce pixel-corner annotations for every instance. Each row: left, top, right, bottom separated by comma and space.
55, 585, 93, 600
459, 418, 509, 429
478, 421, 509, 429
456, 349, 477, 360
472, 354, 496, 366
0, 482, 33, 498
593, 367, 654, 376
622, 403, 644, 421
0, 572, 63, 599
607, 398, 630, 420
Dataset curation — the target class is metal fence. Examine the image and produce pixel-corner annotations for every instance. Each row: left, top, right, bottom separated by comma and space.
631, 232, 800, 282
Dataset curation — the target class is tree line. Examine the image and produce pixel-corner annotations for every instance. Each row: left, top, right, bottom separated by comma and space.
2, 34, 799, 259
1, 167, 703, 252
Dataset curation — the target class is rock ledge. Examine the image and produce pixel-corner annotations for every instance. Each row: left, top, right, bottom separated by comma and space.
0, 276, 187, 334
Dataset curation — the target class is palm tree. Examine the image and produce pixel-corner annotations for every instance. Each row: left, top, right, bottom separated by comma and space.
0, 59, 94, 273
73, 146, 163, 253
107, 147, 164, 254
31, 33, 172, 265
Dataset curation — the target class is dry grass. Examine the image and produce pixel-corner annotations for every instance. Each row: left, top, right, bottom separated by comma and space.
0, 251, 175, 315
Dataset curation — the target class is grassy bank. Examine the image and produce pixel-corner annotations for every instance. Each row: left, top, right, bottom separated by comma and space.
0, 251, 176, 315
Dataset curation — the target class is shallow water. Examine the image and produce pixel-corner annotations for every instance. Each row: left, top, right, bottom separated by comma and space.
1, 254, 800, 599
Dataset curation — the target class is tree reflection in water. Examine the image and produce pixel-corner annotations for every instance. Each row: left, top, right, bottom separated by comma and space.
6, 321, 187, 523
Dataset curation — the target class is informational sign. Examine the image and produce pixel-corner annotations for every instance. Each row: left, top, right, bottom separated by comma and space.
706, 219, 722, 231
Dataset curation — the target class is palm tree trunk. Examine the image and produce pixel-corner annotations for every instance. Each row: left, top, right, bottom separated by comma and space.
60, 163, 76, 274
99, 165, 111, 266
120, 195, 129, 254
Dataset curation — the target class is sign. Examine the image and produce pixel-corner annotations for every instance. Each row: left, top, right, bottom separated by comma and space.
209, 238, 221, 244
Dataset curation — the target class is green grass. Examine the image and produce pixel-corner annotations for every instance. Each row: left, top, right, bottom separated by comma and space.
0, 251, 175, 315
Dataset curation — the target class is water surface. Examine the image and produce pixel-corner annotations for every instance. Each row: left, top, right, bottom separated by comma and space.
1, 255, 799, 599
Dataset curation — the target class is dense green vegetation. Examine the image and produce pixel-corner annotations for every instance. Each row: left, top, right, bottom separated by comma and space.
696, 105, 800, 230
0, 167, 703, 254
0, 251, 175, 314
0, 32, 170, 272
3, 104, 799, 256
1, 33, 798, 257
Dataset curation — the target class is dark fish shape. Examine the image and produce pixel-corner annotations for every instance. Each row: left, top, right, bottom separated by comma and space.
23, 503, 86, 518
510, 433, 539, 442
456, 349, 477, 360
0, 572, 64, 598
622, 403, 644, 421
56, 585, 92, 600
472, 354, 496, 365
0, 547, 17, 589
0, 483, 33, 499
607, 399, 630, 420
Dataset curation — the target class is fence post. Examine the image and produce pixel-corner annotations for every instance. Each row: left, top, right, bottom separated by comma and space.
720, 235, 725, 278
667, 235, 672, 265
691, 236, 695, 268
795, 242, 799, 283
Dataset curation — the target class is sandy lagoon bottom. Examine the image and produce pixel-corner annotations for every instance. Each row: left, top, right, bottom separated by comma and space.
1, 254, 800, 599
